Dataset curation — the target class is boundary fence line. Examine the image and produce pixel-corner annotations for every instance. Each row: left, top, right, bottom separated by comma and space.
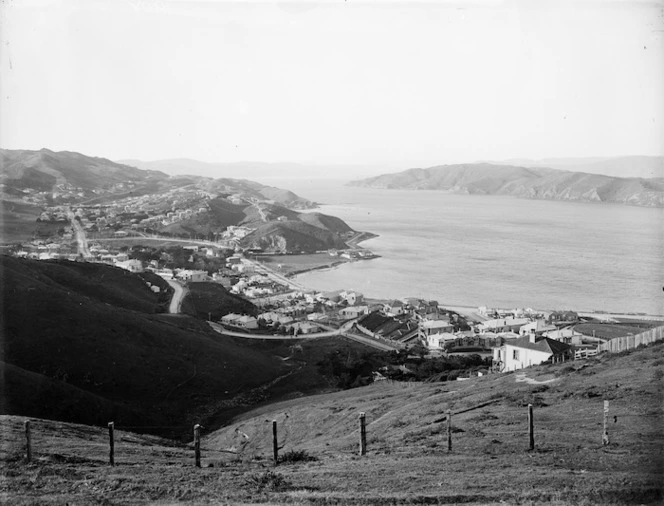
597, 326, 664, 353
12, 398, 660, 469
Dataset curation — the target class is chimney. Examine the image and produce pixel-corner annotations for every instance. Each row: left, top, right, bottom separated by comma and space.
529, 329, 536, 344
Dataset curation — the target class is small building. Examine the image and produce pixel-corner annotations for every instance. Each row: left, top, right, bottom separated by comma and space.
116, 259, 144, 273
220, 313, 243, 325
339, 306, 369, 319
477, 317, 530, 334
236, 315, 258, 330
492, 335, 572, 372
425, 332, 457, 350
290, 321, 320, 335
384, 300, 405, 316
519, 319, 556, 336
340, 290, 364, 306
176, 270, 208, 282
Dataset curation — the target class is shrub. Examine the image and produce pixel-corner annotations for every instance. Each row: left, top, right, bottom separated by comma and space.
245, 471, 292, 491
278, 449, 317, 464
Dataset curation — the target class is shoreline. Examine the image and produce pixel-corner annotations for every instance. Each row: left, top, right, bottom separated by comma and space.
255, 254, 664, 321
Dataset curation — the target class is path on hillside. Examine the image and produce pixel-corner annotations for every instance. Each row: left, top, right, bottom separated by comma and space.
251, 200, 268, 222
208, 320, 401, 351
166, 279, 187, 314
66, 208, 91, 258
95, 236, 234, 249
514, 372, 558, 385
208, 322, 335, 339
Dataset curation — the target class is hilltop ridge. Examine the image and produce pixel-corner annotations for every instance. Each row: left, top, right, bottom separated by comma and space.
348, 161, 664, 207
0, 148, 363, 253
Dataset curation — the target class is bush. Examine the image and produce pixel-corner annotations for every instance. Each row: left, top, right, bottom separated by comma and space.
245, 471, 292, 491
278, 449, 317, 464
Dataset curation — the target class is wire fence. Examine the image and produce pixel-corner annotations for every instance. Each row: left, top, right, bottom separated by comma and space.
3, 396, 661, 469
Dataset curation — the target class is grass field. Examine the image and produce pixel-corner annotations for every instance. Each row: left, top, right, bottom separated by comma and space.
2, 342, 662, 505
575, 323, 654, 340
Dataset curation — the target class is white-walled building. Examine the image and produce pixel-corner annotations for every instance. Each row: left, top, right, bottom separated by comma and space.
425, 332, 457, 350
493, 335, 571, 372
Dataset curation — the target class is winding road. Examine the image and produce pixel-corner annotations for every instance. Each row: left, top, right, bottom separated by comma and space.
66, 208, 91, 258
166, 279, 187, 314
208, 320, 401, 351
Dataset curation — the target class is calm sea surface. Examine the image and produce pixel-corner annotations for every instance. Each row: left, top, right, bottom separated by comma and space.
260, 179, 664, 315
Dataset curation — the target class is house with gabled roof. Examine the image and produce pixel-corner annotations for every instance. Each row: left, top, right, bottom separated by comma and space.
384, 300, 405, 316
493, 334, 572, 372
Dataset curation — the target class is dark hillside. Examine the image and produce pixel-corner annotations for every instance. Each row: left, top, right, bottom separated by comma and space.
6, 258, 171, 313
242, 221, 350, 253
182, 282, 258, 320
0, 256, 287, 437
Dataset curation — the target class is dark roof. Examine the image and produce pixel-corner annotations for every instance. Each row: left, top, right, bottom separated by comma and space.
507, 336, 571, 355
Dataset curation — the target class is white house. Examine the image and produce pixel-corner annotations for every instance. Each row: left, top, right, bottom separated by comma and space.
425, 332, 457, 350
221, 313, 243, 325
493, 335, 571, 372
290, 322, 320, 335
176, 270, 208, 282
116, 259, 144, 273
339, 306, 369, 319
519, 319, 556, 336
236, 315, 258, 330
340, 290, 364, 306
478, 317, 530, 334
384, 300, 405, 316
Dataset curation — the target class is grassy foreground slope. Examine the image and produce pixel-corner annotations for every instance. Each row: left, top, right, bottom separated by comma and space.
1, 343, 662, 505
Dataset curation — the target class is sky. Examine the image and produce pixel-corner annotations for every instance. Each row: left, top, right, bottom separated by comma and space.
1, 0, 663, 175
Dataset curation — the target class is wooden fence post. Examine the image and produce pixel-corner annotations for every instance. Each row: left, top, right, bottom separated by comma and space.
108, 422, 115, 466
602, 400, 610, 445
446, 409, 452, 452
193, 424, 201, 467
272, 420, 279, 465
359, 412, 367, 456
528, 404, 534, 451
24, 420, 32, 463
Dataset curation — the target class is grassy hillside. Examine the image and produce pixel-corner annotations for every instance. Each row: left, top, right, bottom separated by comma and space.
348, 163, 664, 207
0, 148, 167, 192
241, 220, 351, 253
0, 200, 42, 242
181, 282, 258, 320
0, 256, 287, 436
1, 343, 661, 504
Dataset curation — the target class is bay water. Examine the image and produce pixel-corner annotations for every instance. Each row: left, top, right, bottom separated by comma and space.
260, 179, 663, 315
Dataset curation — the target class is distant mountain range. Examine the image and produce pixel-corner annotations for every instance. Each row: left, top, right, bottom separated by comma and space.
348, 159, 664, 207
0, 149, 359, 252
119, 158, 389, 181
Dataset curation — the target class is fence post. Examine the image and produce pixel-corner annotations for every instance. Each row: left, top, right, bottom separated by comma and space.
359, 412, 367, 456
194, 424, 201, 467
24, 420, 32, 463
108, 422, 115, 466
447, 409, 452, 452
528, 404, 534, 451
602, 400, 610, 445
272, 420, 279, 465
